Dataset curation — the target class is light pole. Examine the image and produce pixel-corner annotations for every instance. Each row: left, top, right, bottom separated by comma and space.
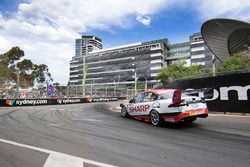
113, 80, 116, 97
82, 44, 90, 97
90, 80, 93, 96
66, 85, 72, 97
212, 54, 216, 77
134, 68, 137, 96
82, 56, 86, 97
16, 66, 20, 98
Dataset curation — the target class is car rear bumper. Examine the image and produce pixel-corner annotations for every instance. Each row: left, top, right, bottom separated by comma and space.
161, 108, 208, 123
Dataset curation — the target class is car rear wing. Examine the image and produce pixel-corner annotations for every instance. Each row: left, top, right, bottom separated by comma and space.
169, 88, 211, 107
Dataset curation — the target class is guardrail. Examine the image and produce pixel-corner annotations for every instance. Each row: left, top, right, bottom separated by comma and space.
0, 97, 122, 107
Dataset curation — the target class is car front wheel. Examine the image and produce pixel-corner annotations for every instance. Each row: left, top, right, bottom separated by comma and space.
150, 110, 162, 126
121, 106, 129, 118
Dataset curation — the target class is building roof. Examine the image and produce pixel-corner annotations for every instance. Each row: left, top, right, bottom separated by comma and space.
201, 18, 250, 62
89, 38, 168, 54
90, 42, 142, 54
81, 35, 102, 42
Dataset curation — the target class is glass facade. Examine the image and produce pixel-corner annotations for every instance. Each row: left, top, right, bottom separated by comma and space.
167, 42, 191, 66
75, 39, 82, 57
189, 32, 213, 68
168, 42, 190, 57
70, 32, 215, 86
69, 39, 169, 86
166, 33, 213, 69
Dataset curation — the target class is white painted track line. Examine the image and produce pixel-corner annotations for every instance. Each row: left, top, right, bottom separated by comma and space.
43, 153, 83, 167
0, 138, 118, 167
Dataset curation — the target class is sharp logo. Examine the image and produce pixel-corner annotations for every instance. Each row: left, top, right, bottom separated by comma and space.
129, 105, 150, 113
6, 100, 15, 106
197, 85, 250, 101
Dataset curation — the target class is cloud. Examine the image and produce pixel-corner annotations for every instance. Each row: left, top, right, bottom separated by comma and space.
0, 0, 249, 85
194, 0, 250, 20
0, 35, 12, 51
136, 15, 151, 26
0, 0, 170, 84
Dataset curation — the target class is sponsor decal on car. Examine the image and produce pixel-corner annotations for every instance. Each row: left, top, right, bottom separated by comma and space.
129, 105, 150, 113
164, 117, 175, 122
188, 110, 206, 116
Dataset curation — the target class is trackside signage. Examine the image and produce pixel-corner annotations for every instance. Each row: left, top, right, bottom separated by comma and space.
164, 73, 250, 113
4, 99, 48, 106
91, 97, 118, 102
0, 98, 87, 107
11, 99, 48, 106
188, 85, 250, 101
57, 99, 81, 104
0, 97, 119, 107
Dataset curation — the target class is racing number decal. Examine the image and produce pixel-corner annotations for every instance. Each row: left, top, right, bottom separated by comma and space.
129, 105, 150, 113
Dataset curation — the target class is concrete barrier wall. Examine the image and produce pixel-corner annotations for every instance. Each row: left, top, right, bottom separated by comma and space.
164, 72, 250, 113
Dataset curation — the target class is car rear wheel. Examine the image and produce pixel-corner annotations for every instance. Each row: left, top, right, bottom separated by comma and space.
150, 110, 162, 126
121, 106, 129, 118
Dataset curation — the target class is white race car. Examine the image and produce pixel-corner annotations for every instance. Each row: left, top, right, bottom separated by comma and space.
120, 89, 208, 126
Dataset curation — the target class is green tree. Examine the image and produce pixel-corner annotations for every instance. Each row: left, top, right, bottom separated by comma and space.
17, 59, 33, 71
0, 46, 24, 65
32, 64, 53, 84
17, 59, 34, 87
0, 47, 53, 88
216, 51, 250, 72
0, 47, 25, 82
156, 62, 205, 83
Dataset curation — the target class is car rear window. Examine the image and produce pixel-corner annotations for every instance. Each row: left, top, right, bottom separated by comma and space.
181, 93, 190, 97
159, 92, 173, 99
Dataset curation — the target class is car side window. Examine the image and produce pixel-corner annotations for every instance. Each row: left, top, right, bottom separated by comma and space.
142, 92, 151, 102
134, 93, 143, 103
134, 92, 159, 103
151, 93, 158, 101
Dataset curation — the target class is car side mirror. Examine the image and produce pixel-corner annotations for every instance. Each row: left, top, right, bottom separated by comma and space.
129, 99, 135, 103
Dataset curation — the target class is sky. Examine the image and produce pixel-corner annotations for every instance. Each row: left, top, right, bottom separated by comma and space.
0, 0, 250, 85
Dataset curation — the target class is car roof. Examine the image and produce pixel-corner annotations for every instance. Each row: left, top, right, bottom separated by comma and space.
146, 88, 179, 95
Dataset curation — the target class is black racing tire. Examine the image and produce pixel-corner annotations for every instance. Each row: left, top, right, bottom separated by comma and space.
150, 110, 163, 126
121, 106, 129, 118
184, 117, 197, 123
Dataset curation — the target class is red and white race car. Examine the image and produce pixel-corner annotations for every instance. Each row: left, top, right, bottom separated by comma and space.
120, 89, 208, 126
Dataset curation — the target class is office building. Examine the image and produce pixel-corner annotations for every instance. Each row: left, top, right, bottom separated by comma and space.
167, 42, 191, 66
75, 35, 103, 57
70, 36, 103, 85
167, 33, 213, 69
69, 32, 215, 87
189, 32, 213, 68
69, 38, 169, 86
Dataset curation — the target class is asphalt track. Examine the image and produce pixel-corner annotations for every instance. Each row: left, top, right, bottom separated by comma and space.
0, 102, 249, 167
